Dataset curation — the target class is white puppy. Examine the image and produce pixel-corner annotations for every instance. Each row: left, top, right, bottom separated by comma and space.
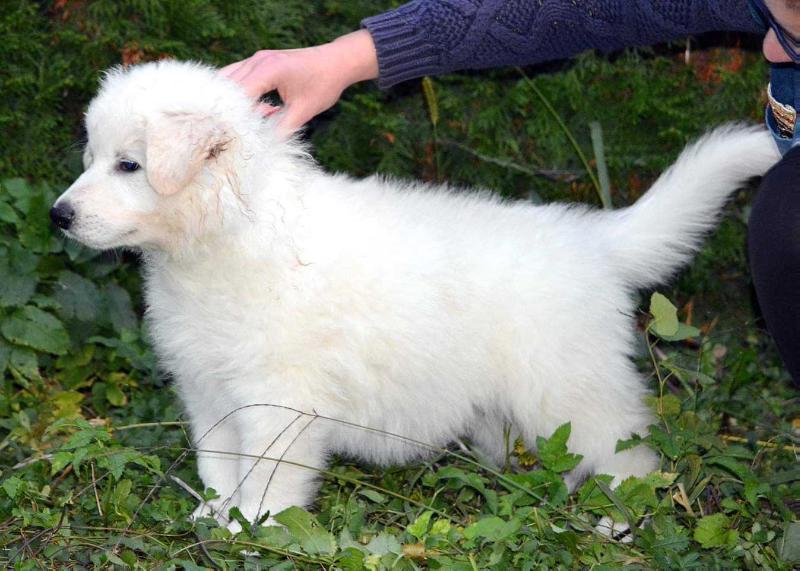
52, 61, 779, 529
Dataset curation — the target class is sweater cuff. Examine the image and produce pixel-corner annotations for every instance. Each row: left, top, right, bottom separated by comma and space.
361, 3, 441, 89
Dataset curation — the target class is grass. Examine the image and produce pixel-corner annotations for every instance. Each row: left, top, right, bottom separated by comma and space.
0, 2, 798, 568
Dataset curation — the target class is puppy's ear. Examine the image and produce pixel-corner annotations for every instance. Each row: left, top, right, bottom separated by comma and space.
146, 112, 231, 196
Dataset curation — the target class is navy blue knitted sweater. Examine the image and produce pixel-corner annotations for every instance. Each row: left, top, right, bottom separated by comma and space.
362, 1, 762, 88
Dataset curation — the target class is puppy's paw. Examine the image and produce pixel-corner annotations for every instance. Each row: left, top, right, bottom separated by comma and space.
596, 515, 634, 544
226, 518, 243, 535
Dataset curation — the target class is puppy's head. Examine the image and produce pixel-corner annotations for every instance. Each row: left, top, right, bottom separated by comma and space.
52, 61, 264, 251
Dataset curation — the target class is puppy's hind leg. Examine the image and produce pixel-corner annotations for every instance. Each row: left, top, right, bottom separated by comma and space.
511, 363, 657, 541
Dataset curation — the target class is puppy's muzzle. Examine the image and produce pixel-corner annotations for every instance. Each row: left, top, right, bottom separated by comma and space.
50, 202, 75, 230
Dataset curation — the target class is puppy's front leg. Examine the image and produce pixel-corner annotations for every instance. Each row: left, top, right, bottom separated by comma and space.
229, 403, 327, 529
184, 394, 242, 525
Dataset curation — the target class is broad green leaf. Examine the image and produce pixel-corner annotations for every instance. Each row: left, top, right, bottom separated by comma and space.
106, 384, 127, 407
274, 506, 336, 556
102, 283, 138, 332
0, 201, 19, 225
54, 270, 101, 321
649, 292, 679, 337
9, 347, 39, 380
253, 525, 292, 548
694, 513, 738, 548
646, 393, 682, 418
0, 262, 37, 307
778, 521, 800, 563
658, 322, 701, 342
463, 516, 521, 541
2, 305, 70, 355
407, 511, 432, 539
2, 178, 30, 207
365, 532, 402, 556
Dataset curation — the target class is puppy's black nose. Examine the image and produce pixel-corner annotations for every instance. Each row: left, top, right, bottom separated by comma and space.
50, 203, 75, 230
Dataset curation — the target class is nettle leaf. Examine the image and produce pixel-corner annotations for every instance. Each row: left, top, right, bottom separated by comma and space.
273, 506, 337, 556
54, 270, 101, 321
536, 422, 583, 473
694, 513, 739, 549
2, 306, 70, 355
463, 516, 521, 542
647, 424, 681, 460
1, 476, 25, 500
612, 472, 678, 520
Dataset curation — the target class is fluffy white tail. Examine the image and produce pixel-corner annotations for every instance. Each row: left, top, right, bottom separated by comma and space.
604, 125, 780, 288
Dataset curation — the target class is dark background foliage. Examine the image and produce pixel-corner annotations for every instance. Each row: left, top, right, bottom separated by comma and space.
0, 1, 797, 568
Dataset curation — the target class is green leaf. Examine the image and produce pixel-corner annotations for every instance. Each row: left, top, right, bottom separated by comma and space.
358, 488, 386, 504
536, 422, 583, 473
102, 283, 138, 332
1, 476, 25, 499
595, 479, 635, 530
106, 384, 127, 407
2, 178, 30, 208
0, 338, 10, 374
407, 511, 433, 539
658, 322, 701, 342
0, 201, 20, 225
777, 521, 800, 563
54, 270, 101, 321
2, 305, 70, 355
0, 262, 37, 307
365, 532, 402, 556
463, 516, 521, 541
646, 393, 682, 418
9, 347, 40, 380
694, 513, 738, 548
649, 292, 679, 337
273, 506, 336, 556
436, 466, 498, 513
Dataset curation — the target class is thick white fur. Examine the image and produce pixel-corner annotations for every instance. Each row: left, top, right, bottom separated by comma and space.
54, 61, 780, 528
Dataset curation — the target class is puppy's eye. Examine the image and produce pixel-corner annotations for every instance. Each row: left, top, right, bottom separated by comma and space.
118, 160, 140, 172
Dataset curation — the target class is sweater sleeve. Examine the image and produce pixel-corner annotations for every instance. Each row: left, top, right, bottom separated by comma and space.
361, 0, 763, 89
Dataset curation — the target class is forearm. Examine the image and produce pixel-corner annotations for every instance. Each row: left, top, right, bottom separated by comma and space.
324, 30, 379, 86
362, 0, 762, 88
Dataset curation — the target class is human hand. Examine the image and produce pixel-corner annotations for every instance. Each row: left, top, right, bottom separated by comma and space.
220, 30, 379, 132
